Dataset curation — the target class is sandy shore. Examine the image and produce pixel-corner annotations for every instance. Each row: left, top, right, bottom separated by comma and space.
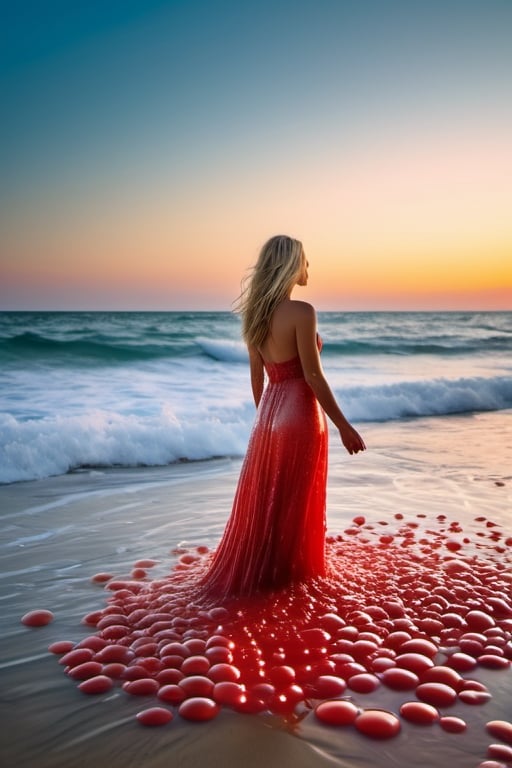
1, 415, 511, 768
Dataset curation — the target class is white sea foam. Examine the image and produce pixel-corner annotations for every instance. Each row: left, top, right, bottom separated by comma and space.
196, 337, 248, 362
1, 374, 511, 483
345, 375, 512, 422
0, 408, 251, 484
1, 311, 511, 483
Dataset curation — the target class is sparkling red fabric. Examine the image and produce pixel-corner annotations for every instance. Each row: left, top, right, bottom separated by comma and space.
202, 352, 328, 597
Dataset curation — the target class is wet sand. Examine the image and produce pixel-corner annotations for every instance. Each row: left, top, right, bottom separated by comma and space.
1, 414, 511, 768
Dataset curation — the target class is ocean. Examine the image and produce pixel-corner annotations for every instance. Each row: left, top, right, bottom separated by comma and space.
1, 310, 511, 484
1, 310, 512, 768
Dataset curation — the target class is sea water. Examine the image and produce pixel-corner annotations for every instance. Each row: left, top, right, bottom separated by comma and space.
1, 311, 512, 768
0, 311, 511, 484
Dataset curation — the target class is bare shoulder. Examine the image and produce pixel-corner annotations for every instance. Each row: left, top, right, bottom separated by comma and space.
289, 300, 316, 324
289, 299, 315, 314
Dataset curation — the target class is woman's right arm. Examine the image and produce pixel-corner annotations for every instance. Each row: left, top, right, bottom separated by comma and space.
295, 302, 366, 455
248, 344, 264, 408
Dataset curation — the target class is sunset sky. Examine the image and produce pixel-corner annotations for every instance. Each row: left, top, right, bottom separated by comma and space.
1, 0, 511, 311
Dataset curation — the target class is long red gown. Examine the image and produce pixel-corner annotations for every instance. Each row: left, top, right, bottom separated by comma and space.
202, 350, 328, 597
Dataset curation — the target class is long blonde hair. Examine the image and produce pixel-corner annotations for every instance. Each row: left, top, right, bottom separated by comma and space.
234, 235, 305, 349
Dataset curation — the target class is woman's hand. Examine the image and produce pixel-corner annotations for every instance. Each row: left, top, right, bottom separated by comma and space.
339, 423, 366, 455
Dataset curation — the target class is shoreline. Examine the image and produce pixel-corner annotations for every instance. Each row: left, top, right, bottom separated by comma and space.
1, 415, 511, 768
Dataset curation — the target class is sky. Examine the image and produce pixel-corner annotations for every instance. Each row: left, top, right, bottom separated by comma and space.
1, 0, 511, 311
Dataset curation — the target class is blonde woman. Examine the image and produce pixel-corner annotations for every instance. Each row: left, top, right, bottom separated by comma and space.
203, 235, 365, 598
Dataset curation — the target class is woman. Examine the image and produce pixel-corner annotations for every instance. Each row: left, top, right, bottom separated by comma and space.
202, 235, 365, 598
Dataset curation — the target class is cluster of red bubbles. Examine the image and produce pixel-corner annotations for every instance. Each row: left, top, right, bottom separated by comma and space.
22, 512, 512, 764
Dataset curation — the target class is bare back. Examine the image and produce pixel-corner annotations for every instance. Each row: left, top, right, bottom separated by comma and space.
259, 299, 310, 363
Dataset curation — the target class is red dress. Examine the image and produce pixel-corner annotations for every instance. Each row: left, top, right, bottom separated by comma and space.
202, 349, 328, 597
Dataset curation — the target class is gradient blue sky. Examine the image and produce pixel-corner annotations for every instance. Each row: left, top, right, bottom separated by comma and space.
1, 0, 511, 310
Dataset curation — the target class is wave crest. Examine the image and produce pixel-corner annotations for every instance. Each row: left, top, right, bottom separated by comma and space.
1, 375, 510, 484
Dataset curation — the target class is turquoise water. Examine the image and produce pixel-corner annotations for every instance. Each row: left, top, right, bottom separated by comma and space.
1, 311, 511, 483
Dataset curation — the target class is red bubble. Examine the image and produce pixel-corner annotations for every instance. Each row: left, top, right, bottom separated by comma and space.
138, 657, 163, 674
136, 707, 173, 726
337, 625, 359, 640
417, 617, 444, 635
486, 720, 512, 745
179, 675, 215, 698
420, 666, 462, 689
101, 624, 129, 641
381, 667, 419, 690
460, 679, 489, 692
282, 683, 304, 703
250, 683, 275, 702
466, 610, 495, 632
213, 682, 245, 706
370, 657, 395, 674
337, 661, 366, 678
439, 716, 467, 733
348, 673, 380, 693
209, 607, 229, 621
48, 641, 75, 655
400, 701, 439, 725
59, 648, 94, 667
77, 635, 107, 652
208, 663, 241, 683
67, 661, 104, 680
94, 644, 134, 664
311, 675, 347, 697
82, 610, 103, 626
157, 668, 184, 684
384, 631, 412, 650
486, 597, 512, 618
205, 646, 233, 664
300, 628, 331, 645
416, 682, 457, 707
319, 613, 346, 633
235, 693, 267, 714
458, 689, 492, 705
446, 652, 477, 672
91, 572, 114, 583
123, 664, 151, 681
102, 662, 126, 679
205, 634, 233, 649
381, 601, 405, 618
78, 675, 114, 694
478, 654, 510, 670
352, 639, 380, 661
315, 700, 359, 726
133, 645, 159, 661
123, 678, 160, 696
354, 709, 401, 739
184, 639, 207, 654
97, 614, 128, 630
181, 655, 211, 675
157, 685, 186, 705
487, 744, 512, 762
459, 638, 485, 656
395, 653, 434, 675
399, 639, 438, 658
21, 609, 54, 627
268, 665, 296, 686
178, 697, 219, 722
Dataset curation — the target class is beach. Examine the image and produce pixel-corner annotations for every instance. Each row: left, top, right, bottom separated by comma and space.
1, 413, 511, 768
